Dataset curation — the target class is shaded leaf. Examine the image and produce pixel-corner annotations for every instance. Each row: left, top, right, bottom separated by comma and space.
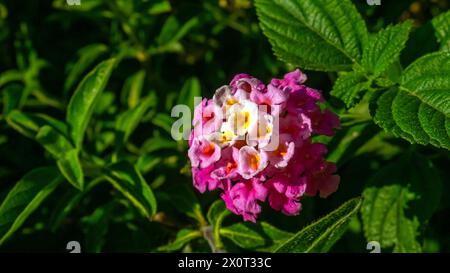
158, 228, 202, 252
177, 77, 201, 112
0, 167, 63, 245
220, 222, 293, 252
104, 161, 157, 218
361, 152, 441, 253
274, 197, 362, 253
36, 126, 84, 190
116, 94, 156, 143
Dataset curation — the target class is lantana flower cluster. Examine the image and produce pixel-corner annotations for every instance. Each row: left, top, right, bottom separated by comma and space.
188, 70, 340, 222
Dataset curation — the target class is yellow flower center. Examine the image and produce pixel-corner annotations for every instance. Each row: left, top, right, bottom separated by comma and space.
249, 154, 260, 171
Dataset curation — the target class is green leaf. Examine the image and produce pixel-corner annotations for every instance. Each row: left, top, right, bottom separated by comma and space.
362, 21, 413, 76
274, 197, 362, 253
66, 58, 116, 149
158, 228, 202, 252
326, 122, 380, 167
177, 77, 201, 112
0, 166, 63, 245
82, 202, 114, 253
361, 153, 441, 252
152, 113, 174, 134
157, 16, 180, 45
6, 110, 68, 139
2, 83, 23, 116
255, 0, 368, 71
220, 222, 293, 252
207, 200, 230, 228
136, 154, 162, 174
141, 136, 178, 153
56, 149, 84, 191
64, 43, 109, 94
120, 70, 146, 108
207, 200, 230, 250
432, 11, 450, 51
147, 0, 172, 15
36, 126, 84, 190
116, 94, 156, 143
104, 161, 157, 218
162, 184, 206, 225
331, 71, 371, 107
157, 16, 198, 46
370, 51, 450, 150
36, 125, 73, 158
0, 70, 23, 88
49, 179, 101, 231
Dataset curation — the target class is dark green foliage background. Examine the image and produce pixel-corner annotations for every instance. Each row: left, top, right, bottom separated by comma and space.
0, 0, 449, 252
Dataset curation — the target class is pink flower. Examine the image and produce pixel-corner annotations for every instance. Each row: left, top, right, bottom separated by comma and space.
188, 69, 341, 222
266, 174, 306, 216
192, 165, 221, 193
305, 162, 340, 198
265, 134, 295, 168
221, 178, 268, 222
192, 99, 222, 137
250, 84, 288, 115
188, 138, 221, 168
309, 109, 341, 136
237, 146, 268, 179
210, 146, 240, 180
230, 74, 265, 95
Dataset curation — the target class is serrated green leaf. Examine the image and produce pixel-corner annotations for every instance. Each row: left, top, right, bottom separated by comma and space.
158, 228, 202, 252
66, 58, 116, 149
331, 71, 371, 107
104, 161, 157, 218
0, 166, 63, 245
432, 11, 450, 51
220, 222, 293, 252
274, 197, 362, 253
255, 0, 368, 71
362, 21, 413, 76
370, 52, 450, 150
361, 153, 441, 252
